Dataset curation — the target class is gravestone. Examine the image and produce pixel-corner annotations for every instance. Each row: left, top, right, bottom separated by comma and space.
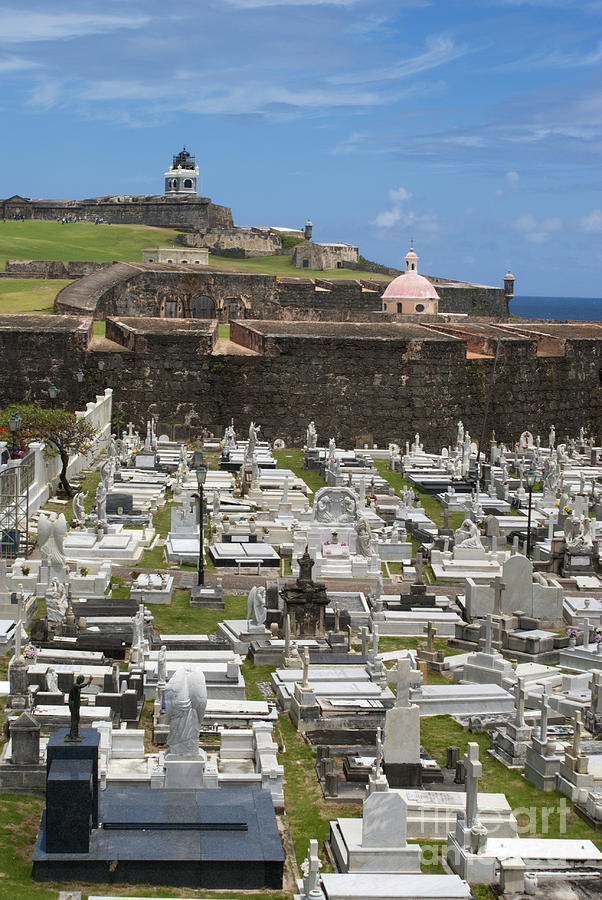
106, 492, 134, 515
383, 659, 422, 787
10, 711, 40, 765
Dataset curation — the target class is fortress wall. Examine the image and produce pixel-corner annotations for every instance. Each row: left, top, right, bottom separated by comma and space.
5, 260, 110, 278
177, 227, 283, 256
1, 317, 598, 448
435, 284, 509, 317
1, 197, 233, 230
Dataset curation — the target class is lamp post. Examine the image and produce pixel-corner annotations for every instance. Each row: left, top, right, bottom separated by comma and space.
97, 359, 105, 393
196, 462, 208, 586
525, 466, 537, 557
48, 384, 58, 408
8, 413, 21, 458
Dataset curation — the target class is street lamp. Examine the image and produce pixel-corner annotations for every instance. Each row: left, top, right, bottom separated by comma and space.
48, 384, 58, 408
525, 466, 537, 557
75, 369, 84, 404
8, 412, 21, 458
97, 359, 105, 392
196, 462, 208, 586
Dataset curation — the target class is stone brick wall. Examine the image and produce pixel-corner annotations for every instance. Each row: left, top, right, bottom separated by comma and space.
177, 227, 283, 257
5, 260, 110, 278
1, 195, 233, 230
1, 316, 598, 450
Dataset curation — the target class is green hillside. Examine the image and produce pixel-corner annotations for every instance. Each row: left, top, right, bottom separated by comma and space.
0, 220, 181, 270
0, 278, 72, 315
206, 252, 390, 280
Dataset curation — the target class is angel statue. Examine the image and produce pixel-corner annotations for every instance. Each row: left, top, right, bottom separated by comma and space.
37, 512, 67, 566
247, 585, 267, 628
163, 667, 207, 758
72, 491, 88, 526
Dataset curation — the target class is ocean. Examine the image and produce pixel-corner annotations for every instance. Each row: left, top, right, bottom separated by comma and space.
509, 295, 601, 322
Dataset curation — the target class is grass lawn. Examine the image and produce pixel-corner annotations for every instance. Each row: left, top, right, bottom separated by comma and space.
0, 278, 72, 315
0, 220, 181, 270
421, 716, 602, 850
274, 448, 326, 504
207, 252, 390, 282
149, 590, 247, 635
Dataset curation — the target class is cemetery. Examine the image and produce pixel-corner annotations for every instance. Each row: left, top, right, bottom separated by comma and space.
0, 394, 601, 900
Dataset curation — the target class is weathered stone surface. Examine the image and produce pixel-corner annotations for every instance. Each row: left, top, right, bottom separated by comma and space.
0, 315, 599, 450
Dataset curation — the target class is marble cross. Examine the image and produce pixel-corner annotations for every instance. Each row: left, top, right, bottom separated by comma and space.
375, 726, 383, 775
415, 552, 423, 585
540, 684, 550, 743
334, 602, 341, 632
591, 672, 602, 716
464, 742, 482, 829
301, 839, 322, 899
514, 677, 525, 728
372, 624, 380, 656
484, 614, 493, 656
584, 617, 592, 647
493, 577, 505, 616
284, 613, 291, 656
572, 711, 583, 757
394, 658, 422, 708
15, 587, 24, 658
423, 620, 437, 653
360, 626, 370, 657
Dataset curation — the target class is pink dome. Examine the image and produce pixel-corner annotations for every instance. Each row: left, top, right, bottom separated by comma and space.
382, 271, 439, 300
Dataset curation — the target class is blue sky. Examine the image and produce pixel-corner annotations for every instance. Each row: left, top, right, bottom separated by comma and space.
0, 1, 601, 297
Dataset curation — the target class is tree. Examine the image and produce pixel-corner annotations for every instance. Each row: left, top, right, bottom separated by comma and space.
0, 405, 97, 497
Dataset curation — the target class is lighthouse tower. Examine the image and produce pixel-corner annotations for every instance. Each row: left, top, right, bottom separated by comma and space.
164, 148, 199, 195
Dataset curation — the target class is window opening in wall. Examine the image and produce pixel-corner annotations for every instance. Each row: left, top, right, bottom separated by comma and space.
415, 303, 425, 313
397, 303, 402, 313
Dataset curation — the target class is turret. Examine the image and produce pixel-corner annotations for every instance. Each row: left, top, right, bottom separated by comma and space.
164, 147, 199, 195
405, 247, 418, 273
504, 270, 515, 298
304, 219, 313, 241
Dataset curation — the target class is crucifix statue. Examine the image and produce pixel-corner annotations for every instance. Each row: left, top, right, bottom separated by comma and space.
394, 658, 421, 708
301, 839, 322, 900
423, 620, 436, 653
302, 646, 311, 689
464, 742, 482, 829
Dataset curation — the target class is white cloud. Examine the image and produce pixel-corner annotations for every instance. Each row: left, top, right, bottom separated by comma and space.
0, 55, 39, 72
0, 10, 148, 43
579, 208, 602, 233
373, 186, 439, 234
506, 170, 520, 185
514, 213, 562, 243
328, 33, 470, 85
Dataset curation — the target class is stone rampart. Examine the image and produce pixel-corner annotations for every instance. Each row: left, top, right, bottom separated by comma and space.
5, 260, 110, 278
177, 227, 283, 257
0, 316, 599, 449
1, 194, 233, 230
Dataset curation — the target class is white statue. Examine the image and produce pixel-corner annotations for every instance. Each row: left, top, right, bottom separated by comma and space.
95, 480, 107, 523
306, 421, 317, 449
72, 491, 87, 525
454, 518, 484, 550
356, 515, 372, 557
46, 666, 59, 693
212, 490, 220, 519
247, 585, 267, 627
164, 667, 207, 758
45, 577, 68, 624
248, 421, 260, 455
37, 512, 67, 566
549, 424, 556, 450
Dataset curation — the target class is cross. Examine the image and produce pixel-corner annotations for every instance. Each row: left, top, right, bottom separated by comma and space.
493, 577, 505, 616
540, 684, 550, 743
584, 617, 591, 647
360, 626, 370, 657
484, 614, 493, 656
443, 509, 449, 530
423, 620, 436, 653
375, 725, 383, 775
514, 677, 525, 728
127, 421, 135, 437
15, 586, 24, 658
284, 612, 291, 655
591, 672, 602, 716
415, 552, 423, 585
572, 711, 583, 757
334, 602, 341, 633
394, 658, 422, 708
372, 624, 380, 656
464, 742, 482, 829
301, 839, 322, 899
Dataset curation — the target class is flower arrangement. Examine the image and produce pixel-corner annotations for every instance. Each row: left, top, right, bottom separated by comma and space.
79, 567, 88, 577
566, 627, 578, 637
23, 643, 38, 660
21, 566, 30, 576
262, 526, 270, 534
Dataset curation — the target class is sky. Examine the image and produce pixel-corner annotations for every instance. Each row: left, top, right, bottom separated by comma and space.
0, 1, 601, 298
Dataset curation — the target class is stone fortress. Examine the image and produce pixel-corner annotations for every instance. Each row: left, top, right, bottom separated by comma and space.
0, 147, 600, 446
